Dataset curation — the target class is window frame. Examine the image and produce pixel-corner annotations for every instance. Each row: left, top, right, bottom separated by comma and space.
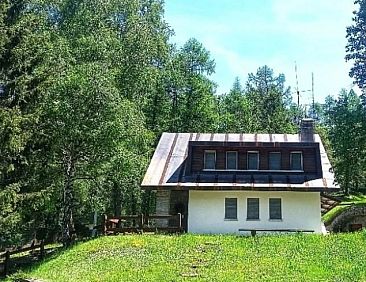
268, 152, 281, 170
204, 150, 216, 170
224, 198, 238, 220
247, 151, 259, 170
290, 151, 303, 171
226, 151, 238, 170
269, 198, 282, 220
246, 198, 260, 221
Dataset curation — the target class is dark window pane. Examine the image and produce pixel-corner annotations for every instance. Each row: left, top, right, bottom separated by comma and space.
204, 151, 216, 170
269, 152, 281, 170
226, 151, 237, 170
247, 152, 259, 170
247, 198, 259, 220
269, 198, 282, 220
291, 152, 302, 170
225, 198, 237, 219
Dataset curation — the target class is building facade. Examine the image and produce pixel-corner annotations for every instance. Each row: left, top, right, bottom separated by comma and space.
141, 120, 339, 234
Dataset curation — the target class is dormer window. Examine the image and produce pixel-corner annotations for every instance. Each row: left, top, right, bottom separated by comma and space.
204, 150, 216, 170
269, 152, 281, 170
226, 151, 238, 170
247, 151, 259, 170
290, 152, 303, 170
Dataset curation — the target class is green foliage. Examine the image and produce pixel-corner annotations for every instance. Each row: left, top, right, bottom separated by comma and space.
326, 89, 366, 194
346, 0, 366, 90
3, 0, 360, 249
9, 233, 366, 281
218, 67, 297, 134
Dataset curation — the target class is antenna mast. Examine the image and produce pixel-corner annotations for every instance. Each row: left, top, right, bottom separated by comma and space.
295, 62, 299, 109
311, 72, 315, 119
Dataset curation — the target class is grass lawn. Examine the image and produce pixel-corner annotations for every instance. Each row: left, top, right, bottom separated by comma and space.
8, 232, 366, 282
322, 194, 366, 225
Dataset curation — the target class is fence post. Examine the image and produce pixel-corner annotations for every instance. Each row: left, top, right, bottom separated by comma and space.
139, 214, 144, 230
4, 251, 10, 276
30, 240, 35, 255
103, 214, 107, 235
39, 240, 45, 260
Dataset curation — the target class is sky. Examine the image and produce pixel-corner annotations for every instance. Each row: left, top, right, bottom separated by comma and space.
164, 0, 358, 104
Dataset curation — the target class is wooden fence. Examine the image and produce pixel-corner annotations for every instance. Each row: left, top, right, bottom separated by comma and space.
0, 240, 45, 277
103, 214, 183, 235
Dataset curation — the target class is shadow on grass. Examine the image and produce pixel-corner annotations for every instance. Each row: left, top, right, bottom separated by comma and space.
4, 236, 103, 281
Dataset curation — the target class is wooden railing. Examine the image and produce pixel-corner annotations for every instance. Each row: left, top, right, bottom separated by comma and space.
103, 214, 183, 235
0, 240, 45, 277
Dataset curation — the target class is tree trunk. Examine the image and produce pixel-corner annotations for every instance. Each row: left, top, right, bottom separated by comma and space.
61, 150, 76, 247
112, 181, 122, 217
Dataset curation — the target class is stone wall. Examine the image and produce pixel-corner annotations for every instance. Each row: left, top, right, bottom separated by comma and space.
327, 205, 366, 232
155, 190, 171, 227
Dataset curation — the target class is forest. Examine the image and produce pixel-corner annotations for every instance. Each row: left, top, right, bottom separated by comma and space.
1, 0, 366, 248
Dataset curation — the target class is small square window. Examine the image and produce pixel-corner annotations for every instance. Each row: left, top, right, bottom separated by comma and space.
226, 151, 238, 170
269, 198, 282, 220
247, 198, 259, 220
225, 198, 237, 219
247, 152, 259, 170
204, 150, 216, 170
269, 152, 281, 170
290, 152, 303, 170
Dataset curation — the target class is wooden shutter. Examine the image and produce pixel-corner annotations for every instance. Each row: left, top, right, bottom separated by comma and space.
247, 198, 259, 220
225, 198, 237, 219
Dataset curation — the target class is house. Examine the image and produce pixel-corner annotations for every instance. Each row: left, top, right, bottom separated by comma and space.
141, 119, 339, 234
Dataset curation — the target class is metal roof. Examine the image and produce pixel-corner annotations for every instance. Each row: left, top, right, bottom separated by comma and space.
141, 133, 339, 192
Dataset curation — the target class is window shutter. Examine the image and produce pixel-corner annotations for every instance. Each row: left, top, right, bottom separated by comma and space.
269, 198, 282, 220
247, 198, 259, 220
225, 198, 237, 219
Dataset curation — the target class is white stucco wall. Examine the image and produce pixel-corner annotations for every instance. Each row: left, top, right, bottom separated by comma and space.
188, 190, 322, 234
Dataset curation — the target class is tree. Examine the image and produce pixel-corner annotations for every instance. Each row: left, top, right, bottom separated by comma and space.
245, 66, 296, 133
173, 38, 219, 133
218, 77, 257, 132
346, 0, 366, 91
329, 89, 365, 194
0, 0, 57, 247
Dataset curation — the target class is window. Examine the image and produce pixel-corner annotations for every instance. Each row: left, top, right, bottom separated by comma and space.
269, 152, 281, 170
269, 198, 282, 220
247, 151, 259, 170
290, 152, 303, 170
204, 150, 216, 170
225, 198, 237, 220
226, 151, 238, 170
247, 198, 259, 220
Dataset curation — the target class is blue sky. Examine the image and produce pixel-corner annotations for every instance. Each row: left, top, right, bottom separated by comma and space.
164, 0, 358, 104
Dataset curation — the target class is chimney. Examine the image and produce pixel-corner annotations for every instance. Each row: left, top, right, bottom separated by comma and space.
300, 119, 315, 142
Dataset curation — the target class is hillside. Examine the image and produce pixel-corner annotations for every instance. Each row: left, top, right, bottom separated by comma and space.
8, 233, 366, 282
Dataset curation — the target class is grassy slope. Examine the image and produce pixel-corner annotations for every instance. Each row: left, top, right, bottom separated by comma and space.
322, 194, 366, 225
9, 233, 366, 282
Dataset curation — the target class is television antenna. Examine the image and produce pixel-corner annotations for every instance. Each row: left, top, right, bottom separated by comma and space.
294, 62, 311, 121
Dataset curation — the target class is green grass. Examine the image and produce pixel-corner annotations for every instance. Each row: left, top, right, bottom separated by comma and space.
7, 232, 366, 282
322, 194, 366, 225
